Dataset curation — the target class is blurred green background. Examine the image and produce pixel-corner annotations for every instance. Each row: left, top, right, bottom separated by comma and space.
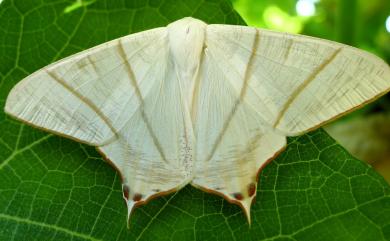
232, 0, 390, 182
232, 0, 390, 59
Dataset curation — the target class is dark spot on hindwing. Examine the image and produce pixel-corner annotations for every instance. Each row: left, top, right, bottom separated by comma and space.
233, 193, 244, 200
248, 183, 256, 197
122, 185, 130, 200
133, 193, 143, 202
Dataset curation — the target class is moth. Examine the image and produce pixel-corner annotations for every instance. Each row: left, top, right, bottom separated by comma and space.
5, 17, 390, 224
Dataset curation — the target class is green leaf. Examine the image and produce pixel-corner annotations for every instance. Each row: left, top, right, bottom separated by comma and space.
1, 0, 389, 240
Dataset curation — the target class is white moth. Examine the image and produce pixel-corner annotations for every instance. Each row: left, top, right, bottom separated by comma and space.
5, 17, 390, 224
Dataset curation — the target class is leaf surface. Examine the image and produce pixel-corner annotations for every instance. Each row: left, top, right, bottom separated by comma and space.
0, 0, 389, 240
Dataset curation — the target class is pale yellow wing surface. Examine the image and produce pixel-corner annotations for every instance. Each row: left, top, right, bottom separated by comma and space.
191, 27, 286, 221
206, 25, 390, 136
5, 28, 166, 145
5, 27, 193, 222
98, 38, 194, 218
191, 23, 390, 221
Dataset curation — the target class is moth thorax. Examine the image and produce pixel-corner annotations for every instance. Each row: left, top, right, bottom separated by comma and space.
167, 17, 206, 81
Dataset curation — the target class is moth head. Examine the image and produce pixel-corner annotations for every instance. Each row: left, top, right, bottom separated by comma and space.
167, 17, 207, 77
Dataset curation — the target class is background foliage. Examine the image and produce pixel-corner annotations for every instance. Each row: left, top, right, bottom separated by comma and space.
0, 0, 390, 240
233, 0, 390, 58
